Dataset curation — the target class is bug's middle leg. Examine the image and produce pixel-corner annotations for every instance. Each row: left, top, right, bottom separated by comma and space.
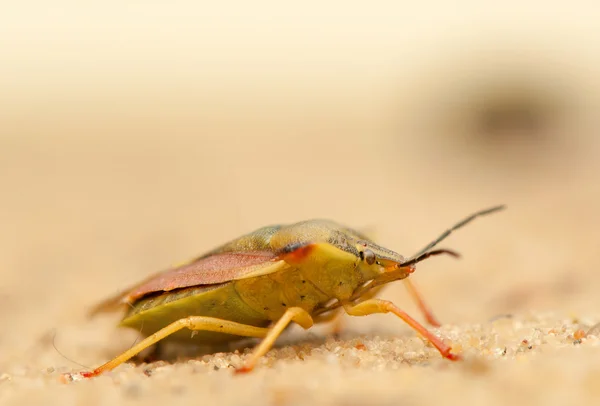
235, 307, 314, 373
69, 317, 270, 379
312, 307, 345, 337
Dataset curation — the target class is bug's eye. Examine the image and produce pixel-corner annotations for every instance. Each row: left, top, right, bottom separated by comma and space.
362, 249, 376, 265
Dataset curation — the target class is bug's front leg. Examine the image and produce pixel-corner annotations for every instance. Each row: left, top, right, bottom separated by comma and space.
343, 299, 461, 360
235, 307, 314, 374
402, 279, 441, 327
314, 285, 389, 337
348, 280, 442, 327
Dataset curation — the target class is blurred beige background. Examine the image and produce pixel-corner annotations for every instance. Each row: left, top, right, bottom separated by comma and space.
2, 1, 600, 405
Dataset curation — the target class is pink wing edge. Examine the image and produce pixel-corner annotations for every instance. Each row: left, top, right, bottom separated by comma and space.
88, 250, 279, 317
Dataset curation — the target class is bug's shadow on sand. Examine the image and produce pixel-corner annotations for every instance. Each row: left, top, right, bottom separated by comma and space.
129, 326, 430, 369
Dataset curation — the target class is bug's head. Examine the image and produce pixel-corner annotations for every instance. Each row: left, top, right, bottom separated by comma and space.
354, 239, 459, 284
355, 205, 506, 287
353, 239, 410, 280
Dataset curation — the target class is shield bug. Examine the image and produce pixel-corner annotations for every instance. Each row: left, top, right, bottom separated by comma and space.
66, 205, 504, 379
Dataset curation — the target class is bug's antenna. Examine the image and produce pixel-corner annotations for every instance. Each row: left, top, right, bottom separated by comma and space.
400, 248, 460, 267
51, 329, 92, 369
400, 205, 506, 266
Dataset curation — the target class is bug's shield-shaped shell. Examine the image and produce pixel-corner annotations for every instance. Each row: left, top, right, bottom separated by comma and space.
89, 225, 294, 316
90, 252, 291, 315
89, 220, 369, 317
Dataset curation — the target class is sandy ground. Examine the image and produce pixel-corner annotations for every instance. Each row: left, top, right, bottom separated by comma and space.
3, 2, 600, 405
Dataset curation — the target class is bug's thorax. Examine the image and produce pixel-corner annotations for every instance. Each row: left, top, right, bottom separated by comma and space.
233, 244, 365, 321
286, 240, 415, 304
233, 220, 417, 322
271, 220, 413, 302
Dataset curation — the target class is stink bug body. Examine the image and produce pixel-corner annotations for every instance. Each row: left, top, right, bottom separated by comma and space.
69, 205, 504, 379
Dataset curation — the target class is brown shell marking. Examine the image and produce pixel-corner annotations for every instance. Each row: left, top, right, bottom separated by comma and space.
89, 251, 279, 316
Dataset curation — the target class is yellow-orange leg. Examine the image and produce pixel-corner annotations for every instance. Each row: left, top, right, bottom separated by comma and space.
65, 317, 270, 380
403, 278, 441, 327
328, 310, 345, 337
235, 307, 313, 373
312, 307, 344, 337
312, 307, 342, 325
343, 299, 461, 360
323, 285, 389, 336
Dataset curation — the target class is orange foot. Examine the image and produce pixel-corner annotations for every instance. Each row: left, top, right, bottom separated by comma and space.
58, 370, 96, 383
234, 365, 254, 374
445, 352, 462, 361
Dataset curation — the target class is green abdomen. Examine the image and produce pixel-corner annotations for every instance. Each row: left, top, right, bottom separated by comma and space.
120, 282, 270, 343
120, 267, 333, 344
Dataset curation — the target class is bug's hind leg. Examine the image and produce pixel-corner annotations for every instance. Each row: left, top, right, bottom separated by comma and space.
403, 278, 442, 327
132, 340, 164, 364
64, 317, 270, 380
235, 307, 313, 373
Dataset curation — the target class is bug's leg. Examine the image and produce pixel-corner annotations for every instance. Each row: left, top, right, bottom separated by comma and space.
343, 299, 461, 360
134, 340, 164, 363
313, 307, 343, 326
327, 309, 344, 338
65, 317, 270, 380
403, 278, 441, 327
235, 307, 313, 373
320, 285, 387, 337
312, 308, 340, 324
313, 307, 345, 337
359, 284, 385, 301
